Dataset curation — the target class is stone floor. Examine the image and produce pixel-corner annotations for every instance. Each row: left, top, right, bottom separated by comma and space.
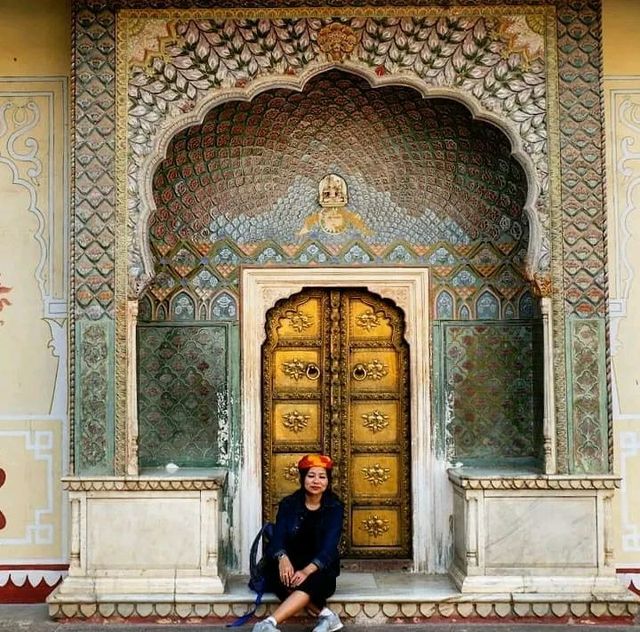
3, 604, 640, 631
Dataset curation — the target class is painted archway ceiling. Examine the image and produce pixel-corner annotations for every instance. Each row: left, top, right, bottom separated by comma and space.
144, 71, 532, 322
151, 71, 527, 248
126, 12, 551, 294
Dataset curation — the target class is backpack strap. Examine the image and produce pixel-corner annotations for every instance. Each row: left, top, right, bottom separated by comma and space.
226, 523, 274, 628
226, 593, 263, 628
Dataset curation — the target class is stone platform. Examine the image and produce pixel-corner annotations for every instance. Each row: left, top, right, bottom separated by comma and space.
47, 573, 640, 623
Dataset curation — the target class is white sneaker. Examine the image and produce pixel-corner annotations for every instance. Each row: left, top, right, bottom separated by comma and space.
252, 619, 280, 632
312, 609, 343, 632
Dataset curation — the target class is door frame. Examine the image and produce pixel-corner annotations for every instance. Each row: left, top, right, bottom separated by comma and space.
238, 267, 438, 573
261, 287, 413, 559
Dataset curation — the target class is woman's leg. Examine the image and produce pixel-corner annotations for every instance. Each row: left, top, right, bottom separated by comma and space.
271, 590, 311, 624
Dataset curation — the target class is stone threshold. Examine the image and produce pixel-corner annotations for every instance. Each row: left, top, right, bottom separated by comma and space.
47, 573, 640, 622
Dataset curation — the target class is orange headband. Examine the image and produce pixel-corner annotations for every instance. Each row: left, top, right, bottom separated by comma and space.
297, 454, 333, 470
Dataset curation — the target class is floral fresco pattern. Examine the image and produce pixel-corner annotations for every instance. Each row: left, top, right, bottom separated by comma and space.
125, 10, 550, 289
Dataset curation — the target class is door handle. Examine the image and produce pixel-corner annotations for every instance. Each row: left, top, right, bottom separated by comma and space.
306, 362, 321, 380
352, 363, 367, 381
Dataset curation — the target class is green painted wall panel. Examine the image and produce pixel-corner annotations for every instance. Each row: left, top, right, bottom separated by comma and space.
566, 317, 609, 474
75, 319, 115, 474
436, 320, 543, 466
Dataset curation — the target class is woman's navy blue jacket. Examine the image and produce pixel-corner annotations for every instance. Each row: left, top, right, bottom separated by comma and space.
267, 489, 344, 576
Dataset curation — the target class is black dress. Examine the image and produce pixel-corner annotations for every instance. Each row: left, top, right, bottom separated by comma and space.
266, 506, 337, 608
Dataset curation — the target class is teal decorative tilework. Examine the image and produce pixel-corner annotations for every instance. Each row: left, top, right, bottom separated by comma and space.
71, 1, 611, 480
557, 0, 606, 318
76, 320, 114, 473
143, 72, 532, 322
438, 321, 543, 463
137, 324, 231, 467
566, 318, 608, 474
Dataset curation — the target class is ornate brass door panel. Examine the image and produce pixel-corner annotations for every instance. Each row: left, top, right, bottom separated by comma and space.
262, 288, 411, 559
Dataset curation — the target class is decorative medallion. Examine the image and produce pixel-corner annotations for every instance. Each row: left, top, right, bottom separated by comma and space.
283, 308, 313, 332
282, 410, 310, 433
317, 23, 358, 62
360, 514, 390, 537
299, 174, 371, 237
355, 309, 381, 331
352, 359, 388, 381
361, 464, 391, 486
283, 462, 300, 482
361, 410, 390, 433
282, 359, 320, 381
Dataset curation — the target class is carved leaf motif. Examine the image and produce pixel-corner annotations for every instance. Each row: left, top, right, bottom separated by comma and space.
282, 358, 308, 380
360, 514, 390, 537
283, 462, 299, 481
361, 463, 391, 486
355, 309, 380, 331
364, 359, 388, 380
362, 410, 390, 433
284, 308, 313, 332
282, 410, 310, 433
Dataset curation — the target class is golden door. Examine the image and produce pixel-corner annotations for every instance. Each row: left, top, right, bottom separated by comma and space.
262, 288, 411, 559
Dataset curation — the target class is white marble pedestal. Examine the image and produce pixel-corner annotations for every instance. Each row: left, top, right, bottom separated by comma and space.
47, 470, 227, 614
448, 469, 628, 596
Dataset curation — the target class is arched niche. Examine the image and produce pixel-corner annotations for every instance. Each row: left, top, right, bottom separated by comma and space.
133, 65, 543, 296
142, 70, 536, 324
128, 69, 552, 572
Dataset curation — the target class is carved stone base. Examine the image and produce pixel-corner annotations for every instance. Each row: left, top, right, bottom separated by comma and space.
48, 579, 640, 622
449, 470, 628, 597
48, 473, 227, 609
449, 564, 627, 596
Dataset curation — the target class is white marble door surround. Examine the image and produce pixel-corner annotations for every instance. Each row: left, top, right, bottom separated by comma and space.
239, 267, 441, 572
121, 265, 557, 575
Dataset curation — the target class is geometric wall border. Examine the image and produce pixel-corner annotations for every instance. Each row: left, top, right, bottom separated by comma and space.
0, 78, 69, 571
0, 430, 54, 546
619, 430, 640, 553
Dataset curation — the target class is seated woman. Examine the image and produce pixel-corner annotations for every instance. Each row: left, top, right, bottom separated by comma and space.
252, 454, 344, 632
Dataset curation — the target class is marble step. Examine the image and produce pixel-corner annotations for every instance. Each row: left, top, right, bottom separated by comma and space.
47, 573, 640, 623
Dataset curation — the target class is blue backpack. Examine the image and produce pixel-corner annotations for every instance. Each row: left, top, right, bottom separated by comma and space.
249, 522, 274, 593
227, 522, 274, 627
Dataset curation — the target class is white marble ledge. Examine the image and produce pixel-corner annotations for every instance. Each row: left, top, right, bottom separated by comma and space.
448, 468, 620, 490
216, 574, 640, 605
62, 468, 227, 492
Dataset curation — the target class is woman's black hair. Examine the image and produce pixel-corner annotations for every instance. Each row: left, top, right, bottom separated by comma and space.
299, 467, 332, 491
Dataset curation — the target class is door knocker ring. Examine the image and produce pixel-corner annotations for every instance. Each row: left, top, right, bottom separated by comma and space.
352, 363, 367, 381
306, 363, 321, 380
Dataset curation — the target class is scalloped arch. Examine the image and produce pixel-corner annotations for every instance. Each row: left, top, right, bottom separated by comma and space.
136, 64, 542, 294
